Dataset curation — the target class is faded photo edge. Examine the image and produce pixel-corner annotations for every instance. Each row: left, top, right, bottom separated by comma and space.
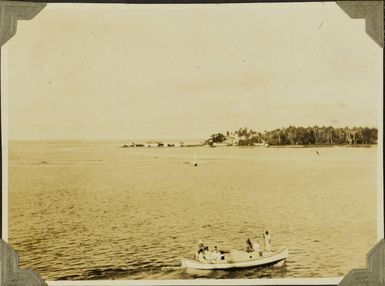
0, 1, 383, 286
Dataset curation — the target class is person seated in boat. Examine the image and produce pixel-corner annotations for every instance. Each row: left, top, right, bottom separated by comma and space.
197, 240, 205, 253
263, 231, 271, 252
203, 246, 214, 262
253, 240, 261, 255
197, 249, 206, 262
195, 240, 205, 259
246, 238, 254, 252
211, 246, 221, 262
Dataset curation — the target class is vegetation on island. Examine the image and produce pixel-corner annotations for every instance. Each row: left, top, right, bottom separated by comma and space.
121, 126, 378, 148
207, 126, 378, 146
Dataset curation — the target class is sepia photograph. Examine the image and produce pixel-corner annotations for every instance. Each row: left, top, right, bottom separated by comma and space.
1, 1, 383, 284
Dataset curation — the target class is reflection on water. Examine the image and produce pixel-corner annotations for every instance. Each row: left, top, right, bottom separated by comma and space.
8, 141, 378, 280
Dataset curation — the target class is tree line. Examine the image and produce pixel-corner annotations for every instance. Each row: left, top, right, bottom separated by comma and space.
209, 126, 378, 146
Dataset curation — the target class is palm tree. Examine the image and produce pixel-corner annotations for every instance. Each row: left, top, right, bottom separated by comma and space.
312, 125, 319, 144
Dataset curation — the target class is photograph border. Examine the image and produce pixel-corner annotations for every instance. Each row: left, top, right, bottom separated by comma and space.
0, 1, 384, 285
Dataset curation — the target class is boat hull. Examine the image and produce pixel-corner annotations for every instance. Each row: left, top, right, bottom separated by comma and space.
181, 247, 288, 270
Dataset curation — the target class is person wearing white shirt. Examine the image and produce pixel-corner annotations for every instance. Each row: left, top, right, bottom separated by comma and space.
263, 231, 271, 252
203, 247, 211, 261
253, 240, 261, 255
211, 246, 221, 262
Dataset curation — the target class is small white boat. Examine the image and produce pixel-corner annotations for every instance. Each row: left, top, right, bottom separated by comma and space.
181, 247, 288, 270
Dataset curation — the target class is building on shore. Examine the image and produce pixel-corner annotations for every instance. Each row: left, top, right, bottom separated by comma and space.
145, 141, 162, 147
224, 135, 239, 146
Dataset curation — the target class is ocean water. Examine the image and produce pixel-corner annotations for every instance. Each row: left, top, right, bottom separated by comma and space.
7, 141, 378, 280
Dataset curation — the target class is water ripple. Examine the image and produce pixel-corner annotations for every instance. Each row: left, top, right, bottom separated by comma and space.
8, 142, 378, 280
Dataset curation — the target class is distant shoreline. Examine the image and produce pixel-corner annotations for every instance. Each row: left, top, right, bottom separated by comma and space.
119, 143, 377, 149
206, 126, 378, 147
8, 140, 377, 149
267, 144, 376, 148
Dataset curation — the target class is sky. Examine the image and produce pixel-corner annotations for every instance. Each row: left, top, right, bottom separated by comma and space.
3, 2, 383, 140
